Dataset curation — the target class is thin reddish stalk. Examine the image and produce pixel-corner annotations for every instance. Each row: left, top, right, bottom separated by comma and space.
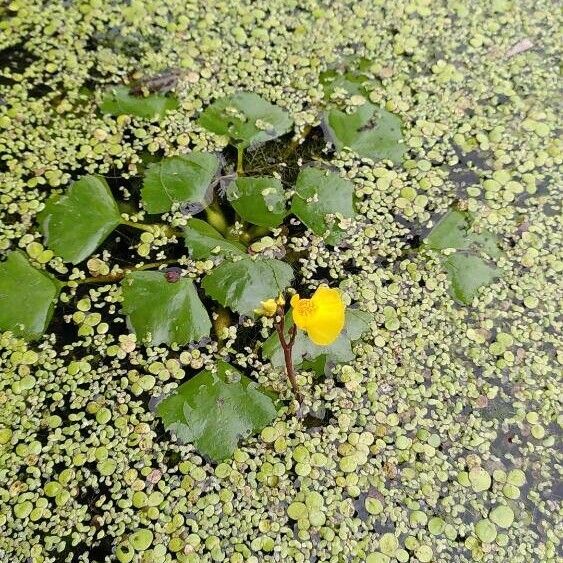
275, 307, 302, 402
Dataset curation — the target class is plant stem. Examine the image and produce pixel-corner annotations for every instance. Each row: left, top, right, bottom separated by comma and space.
236, 145, 244, 175
205, 201, 229, 235
68, 260, 178, 286
275, 307, 302, 402
213, 307, 232, 349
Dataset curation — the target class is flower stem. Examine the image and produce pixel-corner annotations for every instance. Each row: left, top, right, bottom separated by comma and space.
275, 307, 302, 402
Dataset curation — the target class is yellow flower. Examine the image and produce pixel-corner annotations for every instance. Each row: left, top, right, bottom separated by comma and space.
290, 285, 345, 346
254, 298, 278, 317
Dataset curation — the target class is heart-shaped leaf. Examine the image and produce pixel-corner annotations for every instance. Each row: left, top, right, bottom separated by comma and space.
100, 85, 179, 118
226, 176, 287, 228
201, 257, 293, 316
155, 361, 278, 461
263, 308, 372, 371
121, 271, 211, 346
0, 252, 62, 340
183, 218, 246, 260
425, 210, 502, 258
291, 167, 355, 244
198, 92, 293, 148
38, 176, 121, 264
324, 103, 405, 164
141, 152, 220, 214
443, 253, 499, 305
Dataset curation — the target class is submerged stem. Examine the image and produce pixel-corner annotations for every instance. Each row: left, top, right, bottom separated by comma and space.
236, 145, 244, 175
121, 219, 181, 238
68, 260, 179, 286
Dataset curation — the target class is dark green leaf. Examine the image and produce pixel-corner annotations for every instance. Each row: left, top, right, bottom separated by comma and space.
226, 176, 287, 228
198, 92, 293, 148
183, 218, 245, 259
426, 210, 501, 258
141, 152, 220, 214
100, 85, 179, 118
201, 257, 293, 316
121, 271, 211, 346
324, 103, 405, 164
0, 251, 62, 340
38, 175, 121, 264
291, 167, 355, 244
156, 361, 278, 461
443, 253, 499, 304
263, 309, 372, 369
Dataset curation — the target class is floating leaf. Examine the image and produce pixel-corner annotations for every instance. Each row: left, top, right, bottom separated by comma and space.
141, 152, 220, 214
38, 175, 121, 264
263, 308, 372, 371
198, 92, 293, 148
201, 257, 293, 316
183, 218, 245, 259
291, 167, 355, 244
100, 85, 179, 118
320, 68, 373, 100
426, 210, 501, 258
156, 361, 278, 461
443, 253, 499, 304
0, 251, 61, 340
121, 271, 211, 346
324, 103, 405, 164
226, 176, 287, 227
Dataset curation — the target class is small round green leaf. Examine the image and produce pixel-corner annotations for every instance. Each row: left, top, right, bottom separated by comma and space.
201, 257, 293, 316
198, 92, 293, 148
227, 176, 287, 227
324, 103, 405, 164
100, 85, 179, 118
291, 167, 355, 244
0, 251, 61, 340
183, 218, 245, 259
38, 176, 121, 264
156, 361, 278, 461
121, 270, 211, 346
141, 152, 220, 214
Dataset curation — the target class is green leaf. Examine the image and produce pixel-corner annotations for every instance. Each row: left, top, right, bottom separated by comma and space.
226, 176, 287, 228
183, 218, 245, 259
198, 92, 293, 148
263, 308, 372, 370
443, 253, 499, 305
121, 271, 211, 346
38, 175, 121, 264
0, 251, 61, 340
100, 85, 179, 118
324, 103, 405, 164
320, 71, 372, 100
426, 210, 501, 258
291, 167, 355, 244
201, 257, 293, 316
141, 152, 220, 214
156, 360, 278, 461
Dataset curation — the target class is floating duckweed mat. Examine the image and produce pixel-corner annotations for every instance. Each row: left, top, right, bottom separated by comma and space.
0, 1, 561, 562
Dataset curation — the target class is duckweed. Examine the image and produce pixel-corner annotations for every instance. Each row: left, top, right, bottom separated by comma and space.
0, 0, 561, 561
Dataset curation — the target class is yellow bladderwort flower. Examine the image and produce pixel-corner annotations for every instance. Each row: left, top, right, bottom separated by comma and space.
290, 285, 345, 346
254, 298, 278, 317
